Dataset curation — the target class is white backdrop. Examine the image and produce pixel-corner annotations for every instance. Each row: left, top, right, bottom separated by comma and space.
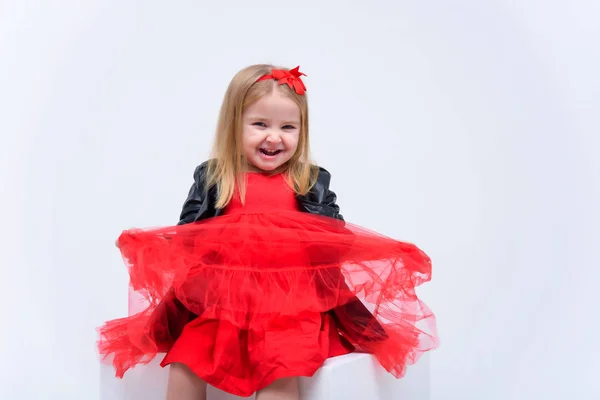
1, 1, 598, 399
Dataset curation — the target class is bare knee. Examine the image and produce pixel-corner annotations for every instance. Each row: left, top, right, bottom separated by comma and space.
166, 363, 207, 400
256, 377, 300, 400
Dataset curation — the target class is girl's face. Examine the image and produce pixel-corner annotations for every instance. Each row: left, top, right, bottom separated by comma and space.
241, 89, 301, 172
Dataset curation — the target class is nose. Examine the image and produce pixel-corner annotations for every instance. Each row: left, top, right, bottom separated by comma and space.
265, 130, 282, 144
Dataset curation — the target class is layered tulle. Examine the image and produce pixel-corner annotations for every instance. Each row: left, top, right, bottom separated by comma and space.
98, 211, 437, 389
98, 173, 438, 396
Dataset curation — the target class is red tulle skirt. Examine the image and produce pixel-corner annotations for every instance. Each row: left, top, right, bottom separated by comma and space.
98, 210, 438, 396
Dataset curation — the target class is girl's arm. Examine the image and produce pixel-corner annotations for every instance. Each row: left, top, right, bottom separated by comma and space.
320, 169, 344, 221
177, 162, 209, 225
300, 167, 344, 221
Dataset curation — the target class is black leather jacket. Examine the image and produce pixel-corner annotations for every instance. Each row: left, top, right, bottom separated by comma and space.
177, 161, 344, 224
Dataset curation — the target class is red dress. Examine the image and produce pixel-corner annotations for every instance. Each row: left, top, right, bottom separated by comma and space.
98, 173, 438, 396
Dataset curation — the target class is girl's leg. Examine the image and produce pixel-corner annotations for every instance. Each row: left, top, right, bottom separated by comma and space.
256, 377, 300, 400
166, 363, 207, 400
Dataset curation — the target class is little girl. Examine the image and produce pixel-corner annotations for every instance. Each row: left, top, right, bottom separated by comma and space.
98, 64, 438, 400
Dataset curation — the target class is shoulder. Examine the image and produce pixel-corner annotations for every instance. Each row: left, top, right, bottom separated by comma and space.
301, 164, 343, 219
192, 161, 208, 178
313, 165, 333, 188
304, 164, 337, 202
315, 165, 332, 178
191, 159, 216, 182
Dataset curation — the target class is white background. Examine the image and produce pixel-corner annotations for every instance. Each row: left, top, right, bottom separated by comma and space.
1, 1, 598, 399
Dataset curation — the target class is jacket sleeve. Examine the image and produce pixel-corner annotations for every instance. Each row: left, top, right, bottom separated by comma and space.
312, 167, 344, 221
310, 171, 385, 341
316, 170, 386, 344
323, 184, 344, 221
177, 162, 208, 225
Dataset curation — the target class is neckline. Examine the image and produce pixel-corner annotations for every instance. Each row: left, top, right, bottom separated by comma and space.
244, 171, 284, 177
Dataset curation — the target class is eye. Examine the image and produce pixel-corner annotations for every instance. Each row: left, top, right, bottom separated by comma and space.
252, 122, 267, 127
282, 125, 296, 130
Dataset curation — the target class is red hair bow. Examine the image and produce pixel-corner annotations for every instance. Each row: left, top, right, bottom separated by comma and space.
257, 66, 307, 95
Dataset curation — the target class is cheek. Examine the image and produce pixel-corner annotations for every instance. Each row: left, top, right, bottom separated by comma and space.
242, 128, 262, 147
241, 135, 256, 157
285, 134, 300, 151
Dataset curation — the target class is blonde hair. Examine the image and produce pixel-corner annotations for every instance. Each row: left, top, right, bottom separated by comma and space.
206, 64, 318, 209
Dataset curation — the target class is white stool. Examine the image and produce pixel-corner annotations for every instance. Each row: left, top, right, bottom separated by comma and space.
100, 352, 430, 399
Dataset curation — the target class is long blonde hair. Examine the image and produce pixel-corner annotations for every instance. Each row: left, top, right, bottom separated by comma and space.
206, 64, 318, 209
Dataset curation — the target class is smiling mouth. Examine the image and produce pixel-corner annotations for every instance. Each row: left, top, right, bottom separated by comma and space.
260, 148, 283, 156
